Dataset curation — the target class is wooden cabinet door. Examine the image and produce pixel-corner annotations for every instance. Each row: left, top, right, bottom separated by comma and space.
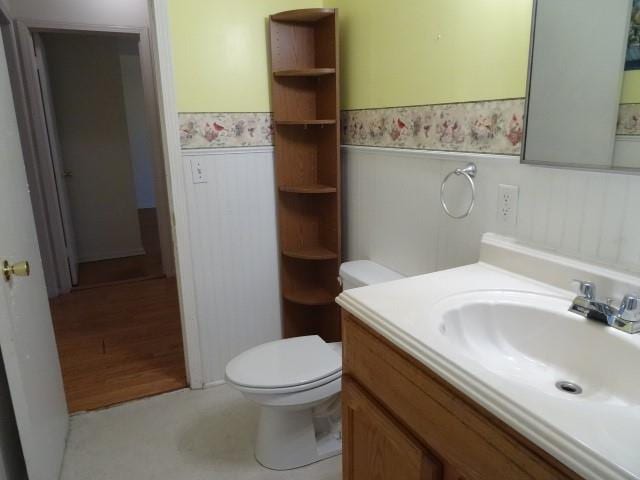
343, 377, 442, 480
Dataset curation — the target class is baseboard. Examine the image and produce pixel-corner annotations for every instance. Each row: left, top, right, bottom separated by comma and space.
78, 247, 147, 263
203, 380, 226, 389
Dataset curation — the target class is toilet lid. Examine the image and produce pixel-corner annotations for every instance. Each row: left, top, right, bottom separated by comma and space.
225, 336, 342, 389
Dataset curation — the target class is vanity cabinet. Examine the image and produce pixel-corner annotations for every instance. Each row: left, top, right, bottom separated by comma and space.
343, 378, 442, 479
341, 311, 583, 480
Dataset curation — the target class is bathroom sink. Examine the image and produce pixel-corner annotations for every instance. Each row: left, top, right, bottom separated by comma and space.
338, 234, 640, 479
433, 291, 640, 406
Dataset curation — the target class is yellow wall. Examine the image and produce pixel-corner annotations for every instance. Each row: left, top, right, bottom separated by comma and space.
331, 0, 533, 110
622, 71, 640, 104
169, 0, 638, 112
169, 0, 323, 112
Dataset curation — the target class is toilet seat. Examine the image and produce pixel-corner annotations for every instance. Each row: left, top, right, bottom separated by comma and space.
225, 336, 341, 394
229, 369, 342, 395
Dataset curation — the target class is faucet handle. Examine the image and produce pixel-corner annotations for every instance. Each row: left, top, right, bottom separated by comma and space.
619, 294, 640, 322
572, 280, 596, 300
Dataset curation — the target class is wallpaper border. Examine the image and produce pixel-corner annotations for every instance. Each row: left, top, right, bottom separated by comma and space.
178, 99, 639, 151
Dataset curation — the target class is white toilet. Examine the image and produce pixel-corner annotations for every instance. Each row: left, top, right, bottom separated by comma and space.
225, 260, 403, 470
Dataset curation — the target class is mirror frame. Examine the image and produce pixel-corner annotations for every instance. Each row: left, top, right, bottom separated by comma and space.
521, 0, 640, 175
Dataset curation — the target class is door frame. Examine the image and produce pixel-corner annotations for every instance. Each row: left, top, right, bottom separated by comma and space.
12, 16, 204, 387
15, 19, 176, 295
147, 0, 204, 387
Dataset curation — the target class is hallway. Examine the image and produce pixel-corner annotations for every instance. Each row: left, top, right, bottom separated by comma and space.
76, 208, 164, 288
50, 276, 187, 413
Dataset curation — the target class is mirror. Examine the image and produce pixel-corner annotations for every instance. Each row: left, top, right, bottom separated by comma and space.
523, 0, 640, 171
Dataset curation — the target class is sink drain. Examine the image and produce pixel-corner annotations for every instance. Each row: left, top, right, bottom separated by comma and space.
555, 380, 583, 395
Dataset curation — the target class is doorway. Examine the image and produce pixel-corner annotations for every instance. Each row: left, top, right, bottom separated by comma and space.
38, 32, 165, 289
17, 28, 187, 412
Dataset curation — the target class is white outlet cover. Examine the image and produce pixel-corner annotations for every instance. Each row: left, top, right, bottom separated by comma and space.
497, 184, 519, 226
191, 157, 207, 184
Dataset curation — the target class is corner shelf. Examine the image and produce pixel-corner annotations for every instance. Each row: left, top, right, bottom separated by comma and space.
271, 8, 335, 23
282, 288, 336, 306
282, 246, 338, 260
274, 68, 336, 77
270, 8, 341, 341
275, 119, 336, 126
279, 184, 337, 194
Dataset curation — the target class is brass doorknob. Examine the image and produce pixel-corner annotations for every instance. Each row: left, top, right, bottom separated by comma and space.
3, 260, 30, 282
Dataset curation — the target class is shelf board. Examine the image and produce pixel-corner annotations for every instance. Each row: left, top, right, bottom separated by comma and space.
282, 246, 338, 261
273, 68, 336, 77
279, 184, 337, 194
283, 287, 336, 306
275, 119, 336, 126
271, 8, 334, 23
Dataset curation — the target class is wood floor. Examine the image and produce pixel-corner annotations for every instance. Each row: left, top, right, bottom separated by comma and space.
76, 208, 163, 287
50, 276, 187, 413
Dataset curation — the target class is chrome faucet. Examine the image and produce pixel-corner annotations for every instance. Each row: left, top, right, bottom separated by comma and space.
569, 280, 640, 334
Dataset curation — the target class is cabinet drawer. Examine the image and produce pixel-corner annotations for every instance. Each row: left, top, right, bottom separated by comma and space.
343, 376, 442, 480
342, 311, 581, 480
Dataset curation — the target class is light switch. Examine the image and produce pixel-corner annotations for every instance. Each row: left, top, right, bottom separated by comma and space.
191, 157, 207, 184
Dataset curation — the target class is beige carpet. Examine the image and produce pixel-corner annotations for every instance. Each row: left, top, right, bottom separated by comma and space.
60, 384, 342, 480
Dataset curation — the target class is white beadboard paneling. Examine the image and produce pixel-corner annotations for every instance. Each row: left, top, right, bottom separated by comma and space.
343, 146, 640, 279
183, 147, 281, 384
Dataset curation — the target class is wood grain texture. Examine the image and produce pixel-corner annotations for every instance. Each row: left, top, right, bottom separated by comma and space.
271, 9, 335, 23
76, 208, 163, 288
342, 311, 583, 480
50, 277, 186, 412
281, 245, 338, 260
273, 68, 336, 77
343, 376, 442, 480
270, 9, 341, 339
275, 119, 336, 125
279, 184, 337, 194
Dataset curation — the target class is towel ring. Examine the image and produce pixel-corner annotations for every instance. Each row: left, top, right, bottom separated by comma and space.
440, 163, 477, 219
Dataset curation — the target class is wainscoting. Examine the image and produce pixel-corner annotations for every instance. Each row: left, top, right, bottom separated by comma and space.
343, 146, 640, 278
181, 145, 640, 385
182, 147, 281, 385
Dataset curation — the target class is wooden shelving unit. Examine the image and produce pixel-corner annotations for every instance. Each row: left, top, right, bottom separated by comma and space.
269, 8, 341, 341
274, 68, 336, 77
275, 119, 336, 126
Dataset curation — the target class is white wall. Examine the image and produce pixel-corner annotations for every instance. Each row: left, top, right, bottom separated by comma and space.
43, 33, 144, 262
9, 0, 147, 27
344, 146, 640, 278
119, 38, 156, 209
0, 357, 25, 480
183, 148, 282, 385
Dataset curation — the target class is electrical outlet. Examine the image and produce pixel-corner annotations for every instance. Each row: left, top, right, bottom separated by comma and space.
191, 157, 207, 184
497, 184, 519, 226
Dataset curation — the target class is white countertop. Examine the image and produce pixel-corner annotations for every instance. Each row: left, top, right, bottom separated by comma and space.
337, 235, 640, 480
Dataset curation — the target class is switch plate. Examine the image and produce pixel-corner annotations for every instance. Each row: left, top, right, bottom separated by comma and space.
497, 184, 519, 226
191, 157, 207, 184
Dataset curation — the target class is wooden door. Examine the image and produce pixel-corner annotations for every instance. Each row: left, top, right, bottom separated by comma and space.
0, 31, 69, 479
343, 376, 442, 480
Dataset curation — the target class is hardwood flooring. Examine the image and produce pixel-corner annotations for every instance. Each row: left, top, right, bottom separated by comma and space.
50, 276, 187, 413
76, 208, 163, 287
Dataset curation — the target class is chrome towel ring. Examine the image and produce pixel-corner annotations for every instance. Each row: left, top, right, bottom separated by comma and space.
440, 163, 477, 219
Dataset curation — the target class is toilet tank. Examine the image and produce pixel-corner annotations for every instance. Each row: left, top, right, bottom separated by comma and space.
339, 260, 404, 290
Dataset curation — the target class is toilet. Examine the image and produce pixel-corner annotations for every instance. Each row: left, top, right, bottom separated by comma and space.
225, 260, 403, 470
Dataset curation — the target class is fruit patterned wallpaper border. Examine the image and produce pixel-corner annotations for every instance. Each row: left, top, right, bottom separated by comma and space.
341, 99, 524, 155
617, 103, 640, 135
178, 100, 640, 151
179, 112, 273, 149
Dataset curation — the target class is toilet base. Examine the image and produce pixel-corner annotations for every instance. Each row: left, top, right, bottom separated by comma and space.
255, 404, 342, 470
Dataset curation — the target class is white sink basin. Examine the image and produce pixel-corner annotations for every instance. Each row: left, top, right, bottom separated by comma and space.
434, 291, 640, 406
338, 234, 640, 480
